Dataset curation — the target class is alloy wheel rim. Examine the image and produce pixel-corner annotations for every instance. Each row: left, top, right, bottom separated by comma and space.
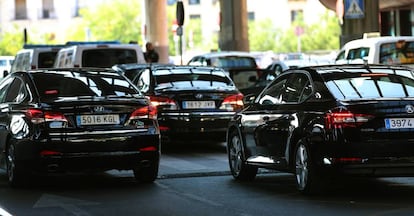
295, 144, 308, 190
229, 135, 242, 175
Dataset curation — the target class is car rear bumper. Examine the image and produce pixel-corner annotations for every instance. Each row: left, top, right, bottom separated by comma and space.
12, 133, 160, 174
158, 111, 234, 141
319, 156, 414, 177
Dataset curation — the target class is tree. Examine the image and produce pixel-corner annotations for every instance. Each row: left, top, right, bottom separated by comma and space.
66, 0, 143, 44
0, 25, 25, 55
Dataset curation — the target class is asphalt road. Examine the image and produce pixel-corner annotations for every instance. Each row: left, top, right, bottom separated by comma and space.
1, 141, 414, 215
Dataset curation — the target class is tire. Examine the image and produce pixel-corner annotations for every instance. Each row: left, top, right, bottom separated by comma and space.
6, 144, 28, 187
227, 130, 257, 181
133, 160, 159, 183
294, 140, 321, 195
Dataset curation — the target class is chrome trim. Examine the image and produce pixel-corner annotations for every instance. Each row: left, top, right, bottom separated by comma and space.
161, 112, 235, 116
49, 128, 148, 136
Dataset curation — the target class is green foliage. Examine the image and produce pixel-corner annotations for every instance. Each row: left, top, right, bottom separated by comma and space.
0, 25, 25, 55
67, 0, 142, 44
249, 10, 341, 53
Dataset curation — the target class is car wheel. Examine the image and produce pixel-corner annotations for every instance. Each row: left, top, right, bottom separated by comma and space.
6, 144, 27, 187
295, 141, 320, 194
227, 130, 257, 181
133, 160, 159, 183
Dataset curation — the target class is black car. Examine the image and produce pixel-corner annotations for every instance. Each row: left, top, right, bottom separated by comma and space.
114, 64, 244, 143
187, 52, 268, 92
227, 64, 414, 194
0, 68, 160, 187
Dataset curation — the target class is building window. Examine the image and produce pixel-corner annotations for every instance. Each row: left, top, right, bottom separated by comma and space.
190, 14, 201, 19
15, 0, 27, 20
248, 12, 255, 21
42, 0, 56, 19
189, 0, 200, 5
290, 10, 302, 22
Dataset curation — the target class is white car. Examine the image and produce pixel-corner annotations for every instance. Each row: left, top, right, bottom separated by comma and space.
54, 43, 146, 68
335, 35, 414, 67
0, 56, 14, 77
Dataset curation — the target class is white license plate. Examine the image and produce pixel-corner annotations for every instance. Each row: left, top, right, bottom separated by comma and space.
182, 101, 215, 109
385, 118, 414, 129
77, 114, 120, 125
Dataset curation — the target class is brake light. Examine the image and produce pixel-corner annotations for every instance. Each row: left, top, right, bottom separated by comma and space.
149, 96, 177, 110
139, 146, 157, 152
220, 93, 244, 111
130, 105, 157, 120
40, 150, 62, 156
325, 111, 373, 129
26, 109, 68, 124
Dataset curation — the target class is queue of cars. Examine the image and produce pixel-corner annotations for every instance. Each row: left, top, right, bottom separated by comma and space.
4, 36, 414, 194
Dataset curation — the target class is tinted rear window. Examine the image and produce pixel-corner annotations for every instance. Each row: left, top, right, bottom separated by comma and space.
38, 51, 58, 68
211, 56, 257, 69
325, 71, 414, 99
33, 71, 139, 99
154, 69, 234, 89
82, 49, 138, 67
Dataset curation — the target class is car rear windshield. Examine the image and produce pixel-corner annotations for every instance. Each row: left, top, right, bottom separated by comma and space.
82, 49, 138, 67
211, 56, 257, 69
324, 69, 414, 99
380, 40, 414, 64
154, 69, 235, 89
38, 51, 59, 68
33, 71, 139, 99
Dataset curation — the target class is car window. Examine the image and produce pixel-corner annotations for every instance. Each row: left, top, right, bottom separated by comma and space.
257, 75, 289, 105
134, 69, 151, 93
38, 51, 59, 68
282, 73, 311, 103
82, 49, 138, 67
347, 47, 370, 60
325, 72, 414, 99
0, 77, 14, 103
379, 40, 414, 64
5, 78, 28, 103
212, 56, 257, 68
33, 71, 138, 99
154, 69, 233, 89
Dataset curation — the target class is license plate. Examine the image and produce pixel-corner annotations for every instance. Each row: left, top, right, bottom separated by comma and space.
182, 101, 215, 109
77, 114, 120, 125
385, 118, 414, 129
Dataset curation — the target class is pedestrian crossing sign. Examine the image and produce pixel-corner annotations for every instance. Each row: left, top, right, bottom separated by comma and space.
345, 0, 364, 19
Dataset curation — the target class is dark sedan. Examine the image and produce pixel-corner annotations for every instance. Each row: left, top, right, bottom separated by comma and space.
114, 64, 244, 143
227, 64, 414, 194
0, 68, 160, 187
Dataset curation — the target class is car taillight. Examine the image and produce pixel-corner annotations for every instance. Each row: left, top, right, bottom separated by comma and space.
149, 96, 178, 110
325, 111, 373, 129
26, 108, 68, 124
130, 105, 157, 120
220, 93, 244, 112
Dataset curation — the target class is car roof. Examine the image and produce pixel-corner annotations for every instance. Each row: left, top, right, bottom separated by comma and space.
302, 64, 412, 75
191, 51, 256, 59
342, 36, 414, 49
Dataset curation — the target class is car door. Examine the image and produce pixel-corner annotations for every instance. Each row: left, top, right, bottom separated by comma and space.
246, 72, 311, 167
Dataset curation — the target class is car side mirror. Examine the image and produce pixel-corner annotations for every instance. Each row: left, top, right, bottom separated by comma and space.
3, 70, 8, 78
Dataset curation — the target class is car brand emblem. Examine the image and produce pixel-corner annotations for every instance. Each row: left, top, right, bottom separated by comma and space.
195, 93, 203, 99
406, 105, 414, 114
93, 106, 105, 112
